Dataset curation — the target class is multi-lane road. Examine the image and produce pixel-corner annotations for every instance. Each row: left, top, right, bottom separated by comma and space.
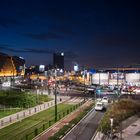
62, 108, 104, 140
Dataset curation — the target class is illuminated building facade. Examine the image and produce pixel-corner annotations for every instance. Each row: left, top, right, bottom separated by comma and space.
0, 53, 25, 77
91, 68, 140, 85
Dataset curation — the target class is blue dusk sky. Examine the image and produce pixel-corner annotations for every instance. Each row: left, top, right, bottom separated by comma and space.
0, 0, 140, 69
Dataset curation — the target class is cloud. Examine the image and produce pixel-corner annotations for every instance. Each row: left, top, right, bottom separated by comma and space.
23, 48, 78, 60
0, 43, 78, 60
23, 48, 54, 54
25, 32, 63, 40
0, 43, 27, 53
0, 17, 19, 28
0, 44, 55, 54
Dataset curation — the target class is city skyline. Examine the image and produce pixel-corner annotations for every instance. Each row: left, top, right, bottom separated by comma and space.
0, 0, 140, 69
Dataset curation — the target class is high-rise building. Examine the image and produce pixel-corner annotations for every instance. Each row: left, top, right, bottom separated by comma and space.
53, 52, 64, 69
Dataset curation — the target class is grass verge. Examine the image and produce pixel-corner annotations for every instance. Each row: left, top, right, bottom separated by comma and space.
0, 108, 22, 119
48, 102, 94, 140
0, 103, 75, 140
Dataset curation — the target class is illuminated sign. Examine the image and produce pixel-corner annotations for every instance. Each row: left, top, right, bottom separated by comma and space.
39, 65, 45, 72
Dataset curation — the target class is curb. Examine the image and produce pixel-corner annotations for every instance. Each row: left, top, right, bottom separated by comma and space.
34, 101, 89, 140
61, 104, 95, 140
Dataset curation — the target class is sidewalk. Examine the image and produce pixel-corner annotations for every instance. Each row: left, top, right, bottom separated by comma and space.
94, 115, 140, 140
122, 117, 140, 140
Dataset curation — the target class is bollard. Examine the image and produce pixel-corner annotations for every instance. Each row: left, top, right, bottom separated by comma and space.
17, 114, 19, 119
59, 114, 61, 120
63, 112, 65, 117
26, 134, 28, 140
9, 117, 12, 123
67, 109, 69, 114
23, 112, 26, 117
1, 120, 3, 126
49, 120, 51, 126
29, 109, 31, 115
43, 124, 45, 131
34, 128, 38, 136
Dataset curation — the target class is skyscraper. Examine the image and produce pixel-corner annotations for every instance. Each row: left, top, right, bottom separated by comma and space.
53, 52, 64, 70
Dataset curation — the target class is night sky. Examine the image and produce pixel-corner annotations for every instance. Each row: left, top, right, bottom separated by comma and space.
0, 0, 140, 69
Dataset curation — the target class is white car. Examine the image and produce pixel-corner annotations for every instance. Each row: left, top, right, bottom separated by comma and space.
133, 89, 140, 94
102, 96, 109, 104
95, 102, 104, 111
2, 81, 11, 87
96, 98, 102, 102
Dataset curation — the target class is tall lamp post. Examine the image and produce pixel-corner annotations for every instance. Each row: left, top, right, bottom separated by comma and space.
84, 71, 86, 102
117, 68, 120, 101
99, 71, 101, 86
117, 69, 119, 89
54, 82, 57, 122
54, 69, 58, 122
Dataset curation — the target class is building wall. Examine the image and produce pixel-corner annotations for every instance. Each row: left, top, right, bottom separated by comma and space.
125, 73, 140, 83
53, 53, 64, 69
0, 53, 25, 77
92, 73, 109, 85
0, 56, 16, 77
92, 72, 140, 85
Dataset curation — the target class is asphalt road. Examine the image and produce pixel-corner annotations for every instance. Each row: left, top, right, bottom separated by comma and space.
62, 108, 104, 140
60, 89, 118, 102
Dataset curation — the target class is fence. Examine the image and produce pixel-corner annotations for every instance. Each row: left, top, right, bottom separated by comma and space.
12, 101, 85, 140
0, 98, 66, 129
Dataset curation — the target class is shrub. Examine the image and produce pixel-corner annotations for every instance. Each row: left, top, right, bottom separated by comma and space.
99, 99, 140, 134
0, 90, 50, 108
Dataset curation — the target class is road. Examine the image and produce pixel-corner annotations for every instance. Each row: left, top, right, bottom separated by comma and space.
60, 89, 118, 102
62, 108, 104, 140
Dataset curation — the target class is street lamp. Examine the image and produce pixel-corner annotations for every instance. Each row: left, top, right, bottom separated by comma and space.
54, 69, 58, 122
110, 117, 113, 140
54, 81, 57, 122
35, 85, 39, 105
117, 69, 119, 89
84, 71, 86, 102
99, 72, 101, 86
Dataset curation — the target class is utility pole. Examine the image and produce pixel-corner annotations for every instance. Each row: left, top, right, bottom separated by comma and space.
54, 70, 58, 122
99, 71, 101, 86
117, 68, 119, 101
120, 122, 122, 140
117, 68, 119, 89
54, 84, 57, 122
83, 68, 86, 102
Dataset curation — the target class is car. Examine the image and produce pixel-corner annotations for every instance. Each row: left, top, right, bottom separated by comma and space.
96, 98, 102, 102
2, 81, 11, 87
102, 96, 109, 108
102, 96, 109, 104
133, 88, 140, 94
95, 102, 104, 111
